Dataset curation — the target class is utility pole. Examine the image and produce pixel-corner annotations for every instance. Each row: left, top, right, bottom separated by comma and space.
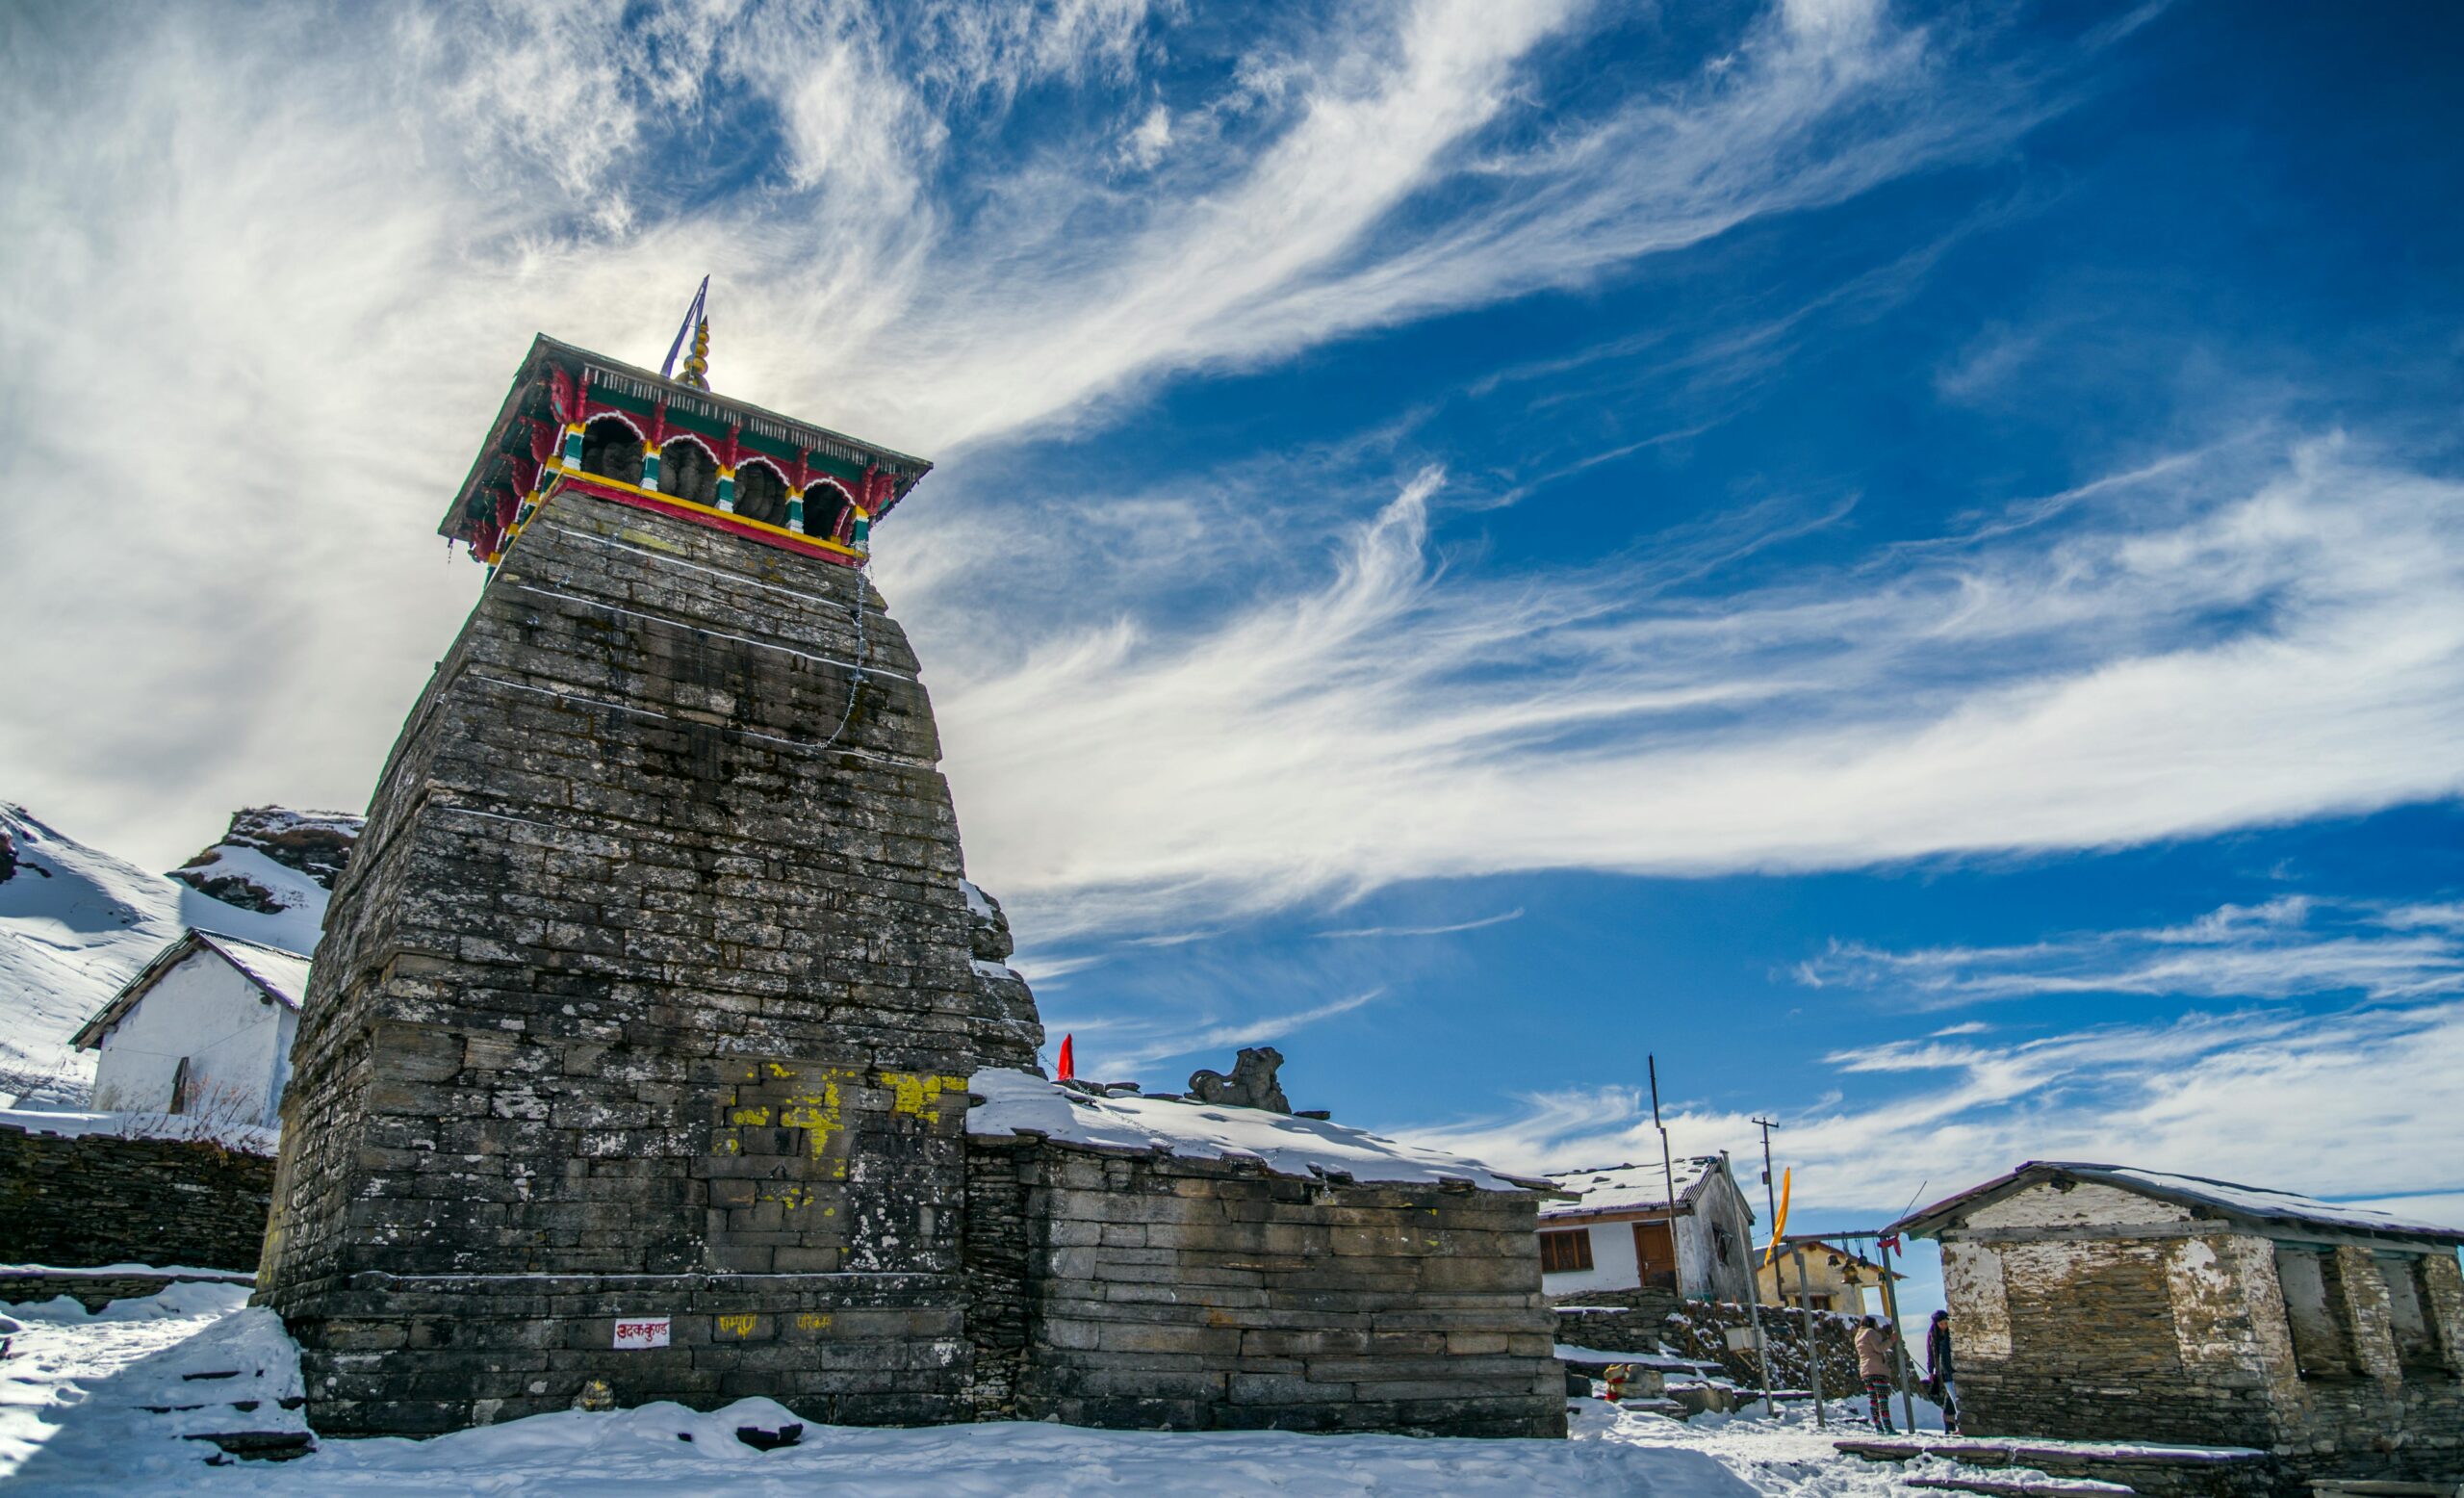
1649, 1055, 1677, 1237
1877, 1233, 1916, 1433
1753, 1116, 1791, 1419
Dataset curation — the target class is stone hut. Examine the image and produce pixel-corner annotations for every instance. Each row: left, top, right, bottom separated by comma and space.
255, 332, 1564, 1441
1537, 1156, 1758, 1306
1890, 1161, 2464, 1489
962, 1068, 1567, 1437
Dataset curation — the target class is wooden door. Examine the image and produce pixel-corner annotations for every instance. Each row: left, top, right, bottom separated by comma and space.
1633, 1221, 1678, 1289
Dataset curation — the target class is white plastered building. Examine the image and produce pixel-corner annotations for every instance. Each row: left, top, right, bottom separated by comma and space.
71, 929, 309, 1130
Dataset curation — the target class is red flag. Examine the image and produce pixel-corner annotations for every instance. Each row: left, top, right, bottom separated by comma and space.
1056, 1034, 1075, 1082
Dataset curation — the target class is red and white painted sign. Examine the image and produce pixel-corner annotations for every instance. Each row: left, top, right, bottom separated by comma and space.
612, 1316, 671, 1349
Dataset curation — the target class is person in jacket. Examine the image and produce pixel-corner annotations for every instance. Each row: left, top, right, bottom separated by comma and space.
1854, 1316, 1896, 1433
1926, 1309, 1958, 1433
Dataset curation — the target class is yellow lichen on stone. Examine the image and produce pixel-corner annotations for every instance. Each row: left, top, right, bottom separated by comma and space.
780, 1067, 861, 1161
882, 1072, 969, 1124
729, 1105, 773, 1126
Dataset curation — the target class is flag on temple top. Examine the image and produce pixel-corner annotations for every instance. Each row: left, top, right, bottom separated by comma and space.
1056, 1034, 1075, 1081
660, 276, 708, 381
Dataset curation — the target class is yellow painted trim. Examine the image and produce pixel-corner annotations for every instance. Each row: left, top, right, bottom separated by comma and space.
542, 464, 866, 559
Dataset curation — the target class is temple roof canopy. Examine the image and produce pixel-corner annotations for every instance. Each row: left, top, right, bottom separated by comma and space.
438, 333, 933, 555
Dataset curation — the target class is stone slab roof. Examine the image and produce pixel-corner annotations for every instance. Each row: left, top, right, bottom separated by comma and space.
1539, 1155, 1733, 1221
1886, 1160, 2464, 1246
70, 928, 312, 1049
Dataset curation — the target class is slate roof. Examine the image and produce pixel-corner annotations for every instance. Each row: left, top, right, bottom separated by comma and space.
71, 929, 313, 1049
1539, 1155, 1743, 1222
1886, 1160, 2464, 1247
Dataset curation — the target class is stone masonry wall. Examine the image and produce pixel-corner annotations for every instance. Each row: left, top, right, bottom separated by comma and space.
1550, 1288, 1872, 1398
257, 488, 1040, 1436
965, 1134, 1567, 1437
0, 1123, 274, 1272
1952, 1233, 2280, 1450
1950, 1228, 2464, 1492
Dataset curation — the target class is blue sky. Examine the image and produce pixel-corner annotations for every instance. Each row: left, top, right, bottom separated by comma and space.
5, 1, 2463, 1314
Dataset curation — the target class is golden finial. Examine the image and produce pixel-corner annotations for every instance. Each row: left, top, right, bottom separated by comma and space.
682, 315, 710, 390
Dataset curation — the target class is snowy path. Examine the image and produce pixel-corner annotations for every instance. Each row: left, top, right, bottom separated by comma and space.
0, 1286, 1955, 1496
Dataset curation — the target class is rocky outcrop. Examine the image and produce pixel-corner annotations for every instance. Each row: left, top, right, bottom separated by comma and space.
169, 808, 362, 914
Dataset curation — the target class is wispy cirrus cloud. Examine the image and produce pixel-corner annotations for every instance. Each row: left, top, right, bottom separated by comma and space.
1092, 987, 1389, 1073
0, 0, 2056, 867
1407, 999, 2464, 1215
935, 434, 2464, 938
1317, 909, 1525, 940
1796, 894, 2464, 1007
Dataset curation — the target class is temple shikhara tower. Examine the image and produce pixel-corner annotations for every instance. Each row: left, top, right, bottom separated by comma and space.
258, 333, 1043, 1433
259, 325, 1564, 1441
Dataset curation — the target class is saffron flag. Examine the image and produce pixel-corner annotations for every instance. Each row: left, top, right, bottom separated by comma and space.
1056, 1033, 1075, 1082
1764, 1167, 1792, 1269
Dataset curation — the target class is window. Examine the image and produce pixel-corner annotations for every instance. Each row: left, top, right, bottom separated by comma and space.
1713, 1223, 1735, 1265
2378, 1254, 2446, 1375
804, 481, 854, 540
2275, 1245, 2358, 1379
1540, 1229, 1594, 1275
1808, 1294, 1834, 1312
734, 461, 788, 527
660, 438, 720, 508
167, 1057, 192, 1115
578, 416, 644, 487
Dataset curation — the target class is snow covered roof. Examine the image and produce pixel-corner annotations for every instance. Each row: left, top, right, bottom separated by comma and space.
966, 1069, 1555, 1194
1539, 1156, 1737, 1221
1888, 1161, 2464, 1247
2, 803, 335, 1103
70, 929, 314, 1050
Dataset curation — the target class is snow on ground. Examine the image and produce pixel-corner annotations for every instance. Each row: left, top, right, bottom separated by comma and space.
0, 1283, 2001, 1497
0, 1107, 278, 1155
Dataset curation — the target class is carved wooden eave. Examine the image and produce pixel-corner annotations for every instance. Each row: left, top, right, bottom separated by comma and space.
437, 333, 933, 555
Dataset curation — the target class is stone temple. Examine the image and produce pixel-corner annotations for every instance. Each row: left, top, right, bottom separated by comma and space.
257, 334, 1565, 1439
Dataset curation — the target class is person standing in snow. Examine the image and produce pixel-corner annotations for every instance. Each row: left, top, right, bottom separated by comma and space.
1854, 1316, 1896, 1433
1926, 1309, 1958, 1433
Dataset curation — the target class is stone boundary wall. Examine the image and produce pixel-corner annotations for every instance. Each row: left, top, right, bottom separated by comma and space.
967, 1134, 1567, 1437
0, 1122, 272, 1272
0, 1270, 253, 1313
1551, 1288, 1874, 1399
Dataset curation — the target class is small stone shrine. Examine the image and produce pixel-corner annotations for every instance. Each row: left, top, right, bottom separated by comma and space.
963, 1053, 1566, 1436
256, 331, 1562, 1441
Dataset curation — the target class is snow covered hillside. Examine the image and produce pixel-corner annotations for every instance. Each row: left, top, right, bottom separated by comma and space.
0, 805, 353, 1106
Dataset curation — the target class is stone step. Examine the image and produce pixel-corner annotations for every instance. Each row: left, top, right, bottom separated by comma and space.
187, 1431, 316, 1463
1906, 1477, 2137, 1498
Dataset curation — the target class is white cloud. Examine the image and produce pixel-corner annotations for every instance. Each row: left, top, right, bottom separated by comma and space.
930, 435, 2464, 938
1404, 1000, 2464, 1217
1093, 987, 1388, 1072
1799, 894, 2464, 1007
0, 0, 2031, 866
1316, 909, 1525, 940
